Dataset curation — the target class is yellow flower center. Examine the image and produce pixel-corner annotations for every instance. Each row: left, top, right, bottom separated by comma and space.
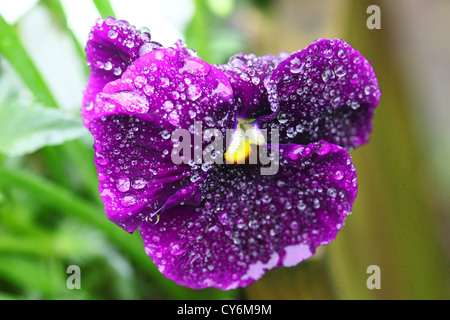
224, 119, 266, 164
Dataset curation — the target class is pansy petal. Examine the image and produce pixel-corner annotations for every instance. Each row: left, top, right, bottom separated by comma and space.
88, 48, 236, 233
82, 17, 160, 127
140, 140, 357, 289
91, 114, 198, 232
218, 52, 288, 120
85, 47, 236, 130
263, 38, 381, 150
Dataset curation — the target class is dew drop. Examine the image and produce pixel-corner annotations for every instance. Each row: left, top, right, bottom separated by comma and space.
117, 177, 130, 192
125, 39, 135, 48
187, 84, 202, 101
327, 188, 337, 198
170, 242, 185, 256
350, 101, 360, 110
334, 65, 346, 77
351, 73, 360, 84
131, 178, 147, 189
146, 212, 160, 225
160, 77, 170, 87
323, 48, 334, 59
97, 156, 109, 165
104, 61, 112, 71
297, 200, 306, 211
180, 57, 211, 77
290, 221, 299, 230
143, 85, 154, 96
333, 170, 344, 180
163, 100, 174, 112
134, 75, 147, 88
108, 29, 118, 39
321, 68, 334, 83
121, 195, 136, 207
289, 57, 304, 74
168, 110, 180, 125
113, 67, 122, 76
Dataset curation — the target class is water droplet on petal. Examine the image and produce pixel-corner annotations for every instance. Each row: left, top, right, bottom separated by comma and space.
160, 77, 170, 87
323, 48, 334, 59
117, 177, 130, 192
333, 170, 344, 180
121, 195, 136, 207
321, 68, 334, 83
134, 75, 147, 88
125, 39, 134, 48
113, 67, 122, 76
108, 29, 118, 39
170, 242, 185, 256
327, 188, 337, 198
289, 57, 304, 74
334, 65, 346, 77
143, 85, 154, 96
104, 61, 112, 71
168, 110, 180, 125
131, 178, 147, 189
351, 73, 360, 84
350, 101, 360, 110
100, 91, 149, 114
187, 84, 202, 101
163, 100, 174, 112
180, 57, 211, 77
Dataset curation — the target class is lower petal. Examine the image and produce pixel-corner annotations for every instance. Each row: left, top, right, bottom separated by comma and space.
140, 140, 357, 289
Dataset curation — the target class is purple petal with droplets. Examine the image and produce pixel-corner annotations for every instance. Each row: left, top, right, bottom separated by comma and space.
82, 17, 155, 127
140, 140, 357, 289
91, 114, 203, 233
263, 38, 381, 150
85, 47, 236, 131
218, 52, 288, 120
87, 47, 236, 232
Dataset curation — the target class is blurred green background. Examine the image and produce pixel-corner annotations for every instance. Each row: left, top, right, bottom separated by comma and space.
0, 0, 448, 300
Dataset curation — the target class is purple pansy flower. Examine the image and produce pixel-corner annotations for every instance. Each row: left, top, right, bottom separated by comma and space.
82, 17, 380, 290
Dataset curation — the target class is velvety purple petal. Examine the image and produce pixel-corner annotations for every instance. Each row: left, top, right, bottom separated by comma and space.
140, 140, 357, 289
84, 47, 236, 130
91, 114, 205, 233
82, 17, 160, 127
262, 38, 381, 150
87, 48, 236, 232
218, 52, 288, 120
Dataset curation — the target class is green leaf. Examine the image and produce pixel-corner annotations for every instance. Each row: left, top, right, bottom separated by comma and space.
0, 100, 87, 156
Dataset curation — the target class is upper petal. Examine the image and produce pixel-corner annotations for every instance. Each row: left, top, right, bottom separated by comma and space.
262, 38, 381, 150
139, 140, 357, 289
82, 17, 160, 127
87, 47, 236, 233
218, 52, 288, 120
84, 47, 236, 130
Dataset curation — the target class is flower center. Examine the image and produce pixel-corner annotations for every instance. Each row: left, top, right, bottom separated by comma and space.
224, 119, 266, 164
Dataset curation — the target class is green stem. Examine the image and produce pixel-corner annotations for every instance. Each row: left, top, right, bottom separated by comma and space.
0, 13, 59, 108
184, 0, 212, 61
40, 0, 89, 76
92, 0, 117, 19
